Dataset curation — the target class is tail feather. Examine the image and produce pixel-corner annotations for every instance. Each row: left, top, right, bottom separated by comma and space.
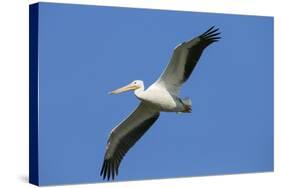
183, 97, 192, 107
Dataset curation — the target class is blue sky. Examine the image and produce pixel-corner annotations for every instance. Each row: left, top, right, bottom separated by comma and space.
36, 2, 273, 185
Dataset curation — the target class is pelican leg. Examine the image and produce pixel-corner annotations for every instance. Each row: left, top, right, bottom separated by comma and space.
178, 98, 192, 113
183, 104, 192, 113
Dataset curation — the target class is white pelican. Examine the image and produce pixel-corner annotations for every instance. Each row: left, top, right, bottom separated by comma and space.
100, 26, 221, 180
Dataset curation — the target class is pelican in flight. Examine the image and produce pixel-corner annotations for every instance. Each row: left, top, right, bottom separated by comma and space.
100, 26, 221, 180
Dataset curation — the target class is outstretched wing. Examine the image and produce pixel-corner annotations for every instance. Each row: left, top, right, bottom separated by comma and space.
100, 102, 160, 180
156, 26, 221, 95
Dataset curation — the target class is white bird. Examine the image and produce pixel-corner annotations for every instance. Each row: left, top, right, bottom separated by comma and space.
100, 26, 221, 180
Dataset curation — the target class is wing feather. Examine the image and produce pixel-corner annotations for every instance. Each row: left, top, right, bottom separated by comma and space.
156, 26, 221, 95
100, 102, 160, 180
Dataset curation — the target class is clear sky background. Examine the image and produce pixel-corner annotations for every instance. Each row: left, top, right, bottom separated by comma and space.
36, 2, 273, 185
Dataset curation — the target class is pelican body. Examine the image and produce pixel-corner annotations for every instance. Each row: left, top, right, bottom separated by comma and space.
110, 80, 191, 113
100, 26, 221, 180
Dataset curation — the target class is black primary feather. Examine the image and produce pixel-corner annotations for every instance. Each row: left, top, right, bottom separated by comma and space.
100, 113, 160, 180
182, 26, 221, 82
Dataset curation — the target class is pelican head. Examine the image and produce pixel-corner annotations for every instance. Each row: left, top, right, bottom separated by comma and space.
109, 80, 144, 95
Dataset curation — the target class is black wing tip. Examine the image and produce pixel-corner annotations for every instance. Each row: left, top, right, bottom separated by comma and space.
100, 159, 117, 181
200, 26, 221, 42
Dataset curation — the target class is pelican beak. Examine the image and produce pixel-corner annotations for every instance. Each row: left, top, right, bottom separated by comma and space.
109, 83, 140, 95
